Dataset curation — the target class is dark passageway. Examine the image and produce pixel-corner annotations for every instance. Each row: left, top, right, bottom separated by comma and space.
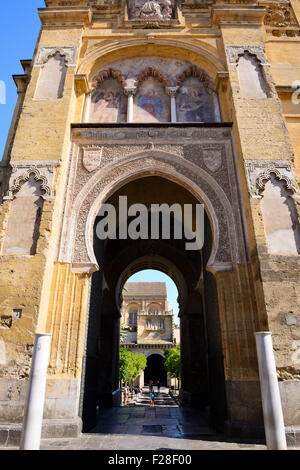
144, 354, 167, 386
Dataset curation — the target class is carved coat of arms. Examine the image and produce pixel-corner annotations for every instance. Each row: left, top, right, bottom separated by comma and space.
82, 147, 103, 173
203, 149, 222, 172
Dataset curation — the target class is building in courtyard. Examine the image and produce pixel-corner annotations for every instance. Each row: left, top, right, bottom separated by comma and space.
120, 281, 177, 387
0, 0, 300, 446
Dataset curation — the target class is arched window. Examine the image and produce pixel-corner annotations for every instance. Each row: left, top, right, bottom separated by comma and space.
129, 309, 138, 326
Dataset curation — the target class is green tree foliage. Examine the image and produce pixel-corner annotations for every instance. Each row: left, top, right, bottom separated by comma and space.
164, 344, 181, 379
119, 346, 147, 383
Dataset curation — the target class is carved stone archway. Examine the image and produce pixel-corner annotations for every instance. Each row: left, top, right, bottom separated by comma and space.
52, 124, 267, 437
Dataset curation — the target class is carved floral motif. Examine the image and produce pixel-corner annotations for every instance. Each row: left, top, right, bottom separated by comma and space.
264, 1, 298, 28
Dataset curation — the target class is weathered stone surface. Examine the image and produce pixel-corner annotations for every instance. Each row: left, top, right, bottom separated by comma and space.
0, 0, 299, 446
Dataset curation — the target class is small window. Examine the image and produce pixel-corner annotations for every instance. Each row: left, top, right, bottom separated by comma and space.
129, 310, 138, 326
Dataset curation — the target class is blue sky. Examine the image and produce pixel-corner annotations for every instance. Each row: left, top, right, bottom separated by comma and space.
0, 1, 43, 159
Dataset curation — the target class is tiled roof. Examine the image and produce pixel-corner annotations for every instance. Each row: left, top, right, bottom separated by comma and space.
123, 282, 167, 297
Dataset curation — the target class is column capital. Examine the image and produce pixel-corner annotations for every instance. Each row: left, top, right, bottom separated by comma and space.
124, 86, 137, 97
166, 86, 179, 97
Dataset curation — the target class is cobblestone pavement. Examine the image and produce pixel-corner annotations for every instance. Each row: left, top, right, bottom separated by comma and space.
37, 388, 267, 451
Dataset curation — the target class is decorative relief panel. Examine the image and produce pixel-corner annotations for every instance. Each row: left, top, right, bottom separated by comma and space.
82, 147, 103, 173
58, 126, 248, 271
90, 78, 127, 123
245, 159, 298, 199
4, 160, 58, 200
35, 47, 77, 67
262, 0, 300, 37
226, 46, 269, 67
127, 0, 175, 20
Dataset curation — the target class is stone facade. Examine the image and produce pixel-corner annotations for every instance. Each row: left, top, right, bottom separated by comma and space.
120, 281, 175, 386
0, 0, 300, 446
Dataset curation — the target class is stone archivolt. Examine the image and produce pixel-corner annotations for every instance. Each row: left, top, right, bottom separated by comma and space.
57, 126, 247, 273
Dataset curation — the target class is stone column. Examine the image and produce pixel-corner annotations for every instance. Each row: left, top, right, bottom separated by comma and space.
124, 87, 137, 123
83, 92, 92, 123
166, 86, 179, 123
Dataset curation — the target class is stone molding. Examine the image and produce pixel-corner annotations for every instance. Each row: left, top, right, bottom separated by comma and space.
226, 45, 270, 66
35, 47, 77, 67
245, 159, 299, 199
4, 160, 59, 200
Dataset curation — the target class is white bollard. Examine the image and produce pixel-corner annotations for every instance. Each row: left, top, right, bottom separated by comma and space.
20, 333, 51, 450
255, 332, 287, 450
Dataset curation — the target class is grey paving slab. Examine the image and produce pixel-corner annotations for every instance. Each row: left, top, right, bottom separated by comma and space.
0, 388, 270, 450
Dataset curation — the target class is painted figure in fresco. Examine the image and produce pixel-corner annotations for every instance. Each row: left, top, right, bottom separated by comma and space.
178, 86, 214, 122
137, 88, 163, 120
177, 85, 214, 123
91, 88, 121, 122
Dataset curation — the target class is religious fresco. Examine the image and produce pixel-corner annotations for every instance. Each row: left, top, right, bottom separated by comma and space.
176, 77, 216, 123
133, 77, 170, 123
89, 79, 127, 123
127, 0, 174, 20
90, 59, 219, 123
91, 57, 213, 90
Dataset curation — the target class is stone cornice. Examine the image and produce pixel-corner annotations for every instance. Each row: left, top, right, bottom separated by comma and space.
13, 75, 30, 94
38, 6, 92, 27
74, 74, 90, 95
212, 4, 266, 26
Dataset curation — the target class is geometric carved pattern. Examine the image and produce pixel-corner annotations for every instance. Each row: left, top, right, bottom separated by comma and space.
226, 45, 270, 66
58, 126, 249, 272
245, 159, 298, 199
4, 161, 59, 200
35, 47, 77, 67
82, 147, 103, 173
